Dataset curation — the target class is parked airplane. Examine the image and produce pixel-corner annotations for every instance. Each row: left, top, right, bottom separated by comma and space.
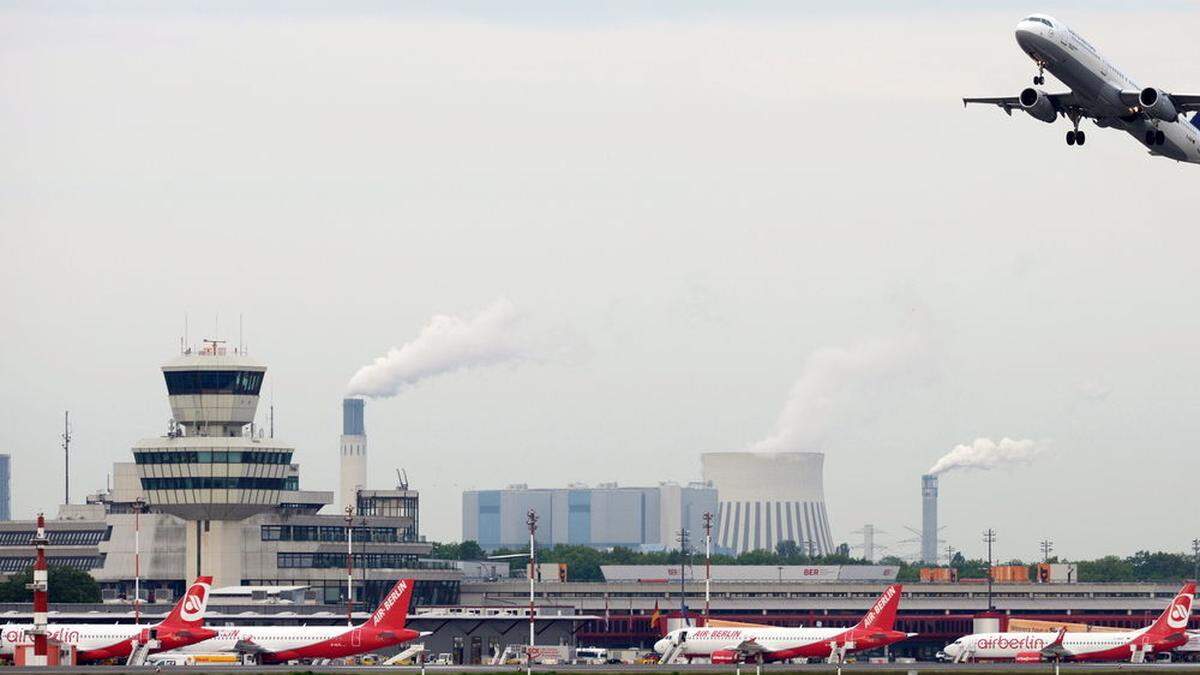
163, 577, 419, 664
0, 575, 215, 663
943, 582, 1195, 663
654, 583, 910, 664
963, 14, 1200, 164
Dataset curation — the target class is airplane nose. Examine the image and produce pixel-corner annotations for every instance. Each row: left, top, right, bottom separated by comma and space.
653, 639, 669, 655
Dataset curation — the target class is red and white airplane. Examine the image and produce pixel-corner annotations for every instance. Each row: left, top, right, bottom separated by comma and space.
943, 582, 1195, 663
0, 575, 216, 663
163, 577, 420, 664
654, 584, 911, 664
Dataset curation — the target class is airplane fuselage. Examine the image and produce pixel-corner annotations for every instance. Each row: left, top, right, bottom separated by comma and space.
944, 628, 1186, 662
1014, 16, 1200, 163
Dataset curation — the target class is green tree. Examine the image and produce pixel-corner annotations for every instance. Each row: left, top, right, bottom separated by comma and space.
0, 566, 101, 603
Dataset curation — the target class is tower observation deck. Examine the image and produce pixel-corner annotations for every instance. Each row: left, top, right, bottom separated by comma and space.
132, 340, 295, 585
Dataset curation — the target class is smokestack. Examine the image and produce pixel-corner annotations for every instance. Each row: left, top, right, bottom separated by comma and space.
921, 474, 938, 564
340, 398, 367, 510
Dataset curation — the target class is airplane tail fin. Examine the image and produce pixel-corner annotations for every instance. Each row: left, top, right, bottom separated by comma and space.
856, 584, 902, 631
159, 576, 212, 630
365, 579, 415, 630
1143, 582, 1194, 637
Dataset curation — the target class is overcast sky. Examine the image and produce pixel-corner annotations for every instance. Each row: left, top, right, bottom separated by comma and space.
2, 1, 1199, 563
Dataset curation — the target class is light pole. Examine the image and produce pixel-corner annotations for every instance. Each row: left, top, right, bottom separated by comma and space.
344, 505, 354, 625
703, 512, 713, 623
676, 528, 690, 623
133, 497, 145, 625
1191, 539, 1200, 582
1040, 539, 1054, 563
527, 510, 538, 675
982, 529, 997, 611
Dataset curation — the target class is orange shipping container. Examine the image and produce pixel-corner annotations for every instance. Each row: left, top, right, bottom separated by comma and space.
990, 565, 1030, 583
919, 567, 958, 583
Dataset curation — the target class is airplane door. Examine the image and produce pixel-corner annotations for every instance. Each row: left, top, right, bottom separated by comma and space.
351, 629, 362, 647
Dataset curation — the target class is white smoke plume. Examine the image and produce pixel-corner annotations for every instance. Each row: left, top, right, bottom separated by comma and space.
346, 298, 532, 398
927, 437, 1046, 476
748, 331, 926, 452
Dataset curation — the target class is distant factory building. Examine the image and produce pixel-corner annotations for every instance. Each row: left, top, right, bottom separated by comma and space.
462, 482, 717, 552
702, 451, 835, 556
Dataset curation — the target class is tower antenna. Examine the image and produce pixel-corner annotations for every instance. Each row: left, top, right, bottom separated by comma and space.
239, 313, 244, 354
61, 411, 71, 504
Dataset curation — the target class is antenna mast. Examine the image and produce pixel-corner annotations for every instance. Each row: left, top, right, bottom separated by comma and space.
61, 411, 71, 504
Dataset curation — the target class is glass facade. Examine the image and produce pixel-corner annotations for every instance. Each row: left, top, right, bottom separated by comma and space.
0, 528, 110, 546
276, 552, 420, 569
261, 525, 403, 543
163, 369, 264, 396
134, 450, 292, 464
141, 476, 286, 490
0, 555, 105, 572
0, 455, 9, 521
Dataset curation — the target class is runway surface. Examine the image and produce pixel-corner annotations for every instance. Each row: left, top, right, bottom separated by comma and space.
7, 665, 1200, 674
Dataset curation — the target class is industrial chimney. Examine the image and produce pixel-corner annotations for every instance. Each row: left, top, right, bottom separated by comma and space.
340, 398, 367, 510
921, 474, 938, 564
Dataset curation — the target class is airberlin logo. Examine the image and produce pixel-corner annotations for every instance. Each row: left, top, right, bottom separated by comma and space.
1166, 595, 1192, 629
863, 586, 896, 625
372, 581, 408, 626
976, 635, 1046, 650
178, 584, 209, 623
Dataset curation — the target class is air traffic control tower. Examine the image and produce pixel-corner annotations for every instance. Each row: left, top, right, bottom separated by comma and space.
132, 340, 294, 587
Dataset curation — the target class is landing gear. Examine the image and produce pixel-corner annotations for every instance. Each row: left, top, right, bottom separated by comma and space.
1033, 63, 1046, 85
1145, 129, 1167, 146
1066, 115, 1084, 147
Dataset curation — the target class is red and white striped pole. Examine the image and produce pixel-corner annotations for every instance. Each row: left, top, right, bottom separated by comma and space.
30, 512, 49, 658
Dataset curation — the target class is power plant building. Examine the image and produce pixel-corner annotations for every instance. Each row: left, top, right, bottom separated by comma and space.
462, 483, 717, 552
702, 451, 834, 556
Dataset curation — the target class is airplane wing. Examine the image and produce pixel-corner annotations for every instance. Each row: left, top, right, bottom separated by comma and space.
730, 638, 770, 655
232, 639, 269, 655
963, 93, 1080, 116
1119, 90, 1200, 112
1040, 628, 1071, 660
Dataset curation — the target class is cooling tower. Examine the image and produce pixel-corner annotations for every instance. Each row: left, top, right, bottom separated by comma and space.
701, 452, 833, 556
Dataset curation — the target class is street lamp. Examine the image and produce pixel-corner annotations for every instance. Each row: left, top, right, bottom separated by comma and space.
344, 505, 354, 625
132, 497, 145, 625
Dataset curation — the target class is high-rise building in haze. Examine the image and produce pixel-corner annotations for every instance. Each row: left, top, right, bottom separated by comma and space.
0, 454, 9, 521
463, 482, 717, 552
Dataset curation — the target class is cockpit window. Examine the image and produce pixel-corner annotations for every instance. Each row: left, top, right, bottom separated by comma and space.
1024, 16, 1054, 28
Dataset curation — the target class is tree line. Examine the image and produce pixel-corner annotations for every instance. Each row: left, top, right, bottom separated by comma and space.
429, 540, 1199, 583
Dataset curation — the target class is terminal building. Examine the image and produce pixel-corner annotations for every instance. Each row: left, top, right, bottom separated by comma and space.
0, 341, 460, 608
462, 482, 717, 552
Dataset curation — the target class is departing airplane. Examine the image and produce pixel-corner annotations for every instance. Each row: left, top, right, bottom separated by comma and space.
0, 576, 215, 663
654, 583, 910, 664
163, 577, 419, 664
943, 582, 1195, 663
963, 14, 1200, 164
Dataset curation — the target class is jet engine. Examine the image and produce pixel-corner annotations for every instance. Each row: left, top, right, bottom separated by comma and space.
1019, 88, 1057, 123
1139, 88, 1179, 122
